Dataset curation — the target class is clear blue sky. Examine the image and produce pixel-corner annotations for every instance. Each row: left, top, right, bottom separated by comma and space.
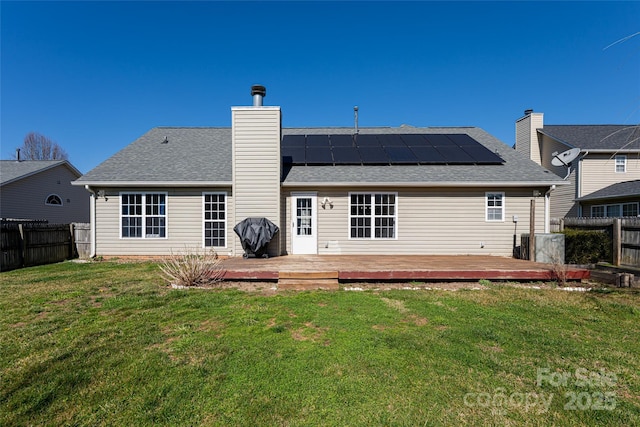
2, 1, 639, 173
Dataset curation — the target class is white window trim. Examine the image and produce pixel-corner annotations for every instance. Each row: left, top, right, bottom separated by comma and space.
615, 155, 627, 173
202, 191, 228, 249
119, 192, 168, 239
45, 193, 63, 206
485, 192, 505, 222
348, 192, 398, 240
591, 202, 639, 218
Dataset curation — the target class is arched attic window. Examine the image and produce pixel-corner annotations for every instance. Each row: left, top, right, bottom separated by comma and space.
45, 194, 63, 206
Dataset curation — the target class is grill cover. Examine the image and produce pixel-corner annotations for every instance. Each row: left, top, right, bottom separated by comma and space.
233, 217, 279, 258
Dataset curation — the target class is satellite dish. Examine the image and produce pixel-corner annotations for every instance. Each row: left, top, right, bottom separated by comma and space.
551, 148, 580, 167
551, 147, 581, 179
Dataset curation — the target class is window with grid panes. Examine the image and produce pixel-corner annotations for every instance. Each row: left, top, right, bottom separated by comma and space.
120, 193, 166, 238
204, 193, 226, 247
349, 193, 396, 239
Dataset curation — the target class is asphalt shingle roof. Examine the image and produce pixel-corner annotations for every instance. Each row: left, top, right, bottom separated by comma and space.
75, 126, 562, 186
539, 125, 640, 151
1, 160, 78, 186
577, 180, 640, 202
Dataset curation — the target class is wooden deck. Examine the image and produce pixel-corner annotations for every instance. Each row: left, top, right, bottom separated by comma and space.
219, 255, 590, 289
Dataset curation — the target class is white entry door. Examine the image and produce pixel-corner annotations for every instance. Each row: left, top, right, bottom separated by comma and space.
291, 192, 317, 254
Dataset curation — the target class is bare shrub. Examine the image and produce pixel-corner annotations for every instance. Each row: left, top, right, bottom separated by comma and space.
159, 247, 224, 287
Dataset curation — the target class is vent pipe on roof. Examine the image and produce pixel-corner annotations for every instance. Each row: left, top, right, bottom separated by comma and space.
15, 148, 21, 162
354, 106, 359, 134
251, 85, 266, 106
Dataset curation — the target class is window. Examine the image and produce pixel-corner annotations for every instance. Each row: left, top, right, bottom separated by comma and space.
623, 203, 639, 217
45, 194, 62, 206
296, 197, 313, 236
203, 192, 226, 247
592, 202, 639, 218
349, 193, 396, 239
121, 193, 166, 238
486, 192, 504, 221
615, 155, 626, 173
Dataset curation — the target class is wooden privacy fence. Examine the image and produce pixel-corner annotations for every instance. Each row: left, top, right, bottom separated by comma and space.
73, 223, 92, 259
555, 217, 640, 267
1, 222, 91, 272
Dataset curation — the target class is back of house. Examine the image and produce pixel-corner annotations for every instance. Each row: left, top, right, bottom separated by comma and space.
74, 86, 563, 258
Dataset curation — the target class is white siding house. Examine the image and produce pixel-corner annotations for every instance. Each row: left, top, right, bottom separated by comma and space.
515, 111, 640, 219
74, 86, 563, 258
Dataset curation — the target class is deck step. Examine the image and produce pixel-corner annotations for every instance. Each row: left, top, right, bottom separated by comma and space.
278, 271, 339, 290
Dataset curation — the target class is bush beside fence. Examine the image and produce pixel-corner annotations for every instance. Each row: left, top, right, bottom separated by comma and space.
554, 217, 640, 267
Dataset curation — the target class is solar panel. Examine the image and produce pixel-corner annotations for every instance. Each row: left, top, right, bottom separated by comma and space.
359, 146, 389, 164
281, 135, 305, 147
281, 133, 504, 165
385, 146, 418, 164
306, 134, 330, 147
411, 146, 447, 164
332, 146, 361, 164
376, 134, 407, 147
281, 146, 306, 164
400, 134, 429, 146
435, 146, 475, 163
447, 134, 477, 146
461, 146, 504, 163
305, 146, 333, 164
354, 134, 381, 147
425, 134, 456, 147
330, 134, 355, 147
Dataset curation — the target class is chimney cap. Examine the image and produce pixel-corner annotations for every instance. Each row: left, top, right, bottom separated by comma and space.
251, 85, 266, 97
524, 109, 534, 115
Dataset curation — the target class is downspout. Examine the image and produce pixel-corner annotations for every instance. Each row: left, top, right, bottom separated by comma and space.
544, 185, 556, 233
85, 185, 97, 258
577, 151, 587, 217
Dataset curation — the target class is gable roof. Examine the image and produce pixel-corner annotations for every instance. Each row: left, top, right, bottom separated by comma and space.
75, 126, 563, 187
577, 180, 640, 202
74, 127, 232, 186
0, 160, 81, 186
539, 125, 640, 152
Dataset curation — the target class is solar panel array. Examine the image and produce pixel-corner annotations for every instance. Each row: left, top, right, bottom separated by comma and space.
281, 134, 504, 166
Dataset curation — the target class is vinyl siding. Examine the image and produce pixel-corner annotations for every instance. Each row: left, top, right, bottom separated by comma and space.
550, 169, 579, 218
580, 154, 640, 197
93, 187, 234, 256
1, 165, 89, 223
284, 187, 546, 256
515, 113, 544, 165
232, 107, 282, 256
539, 134, 572, 175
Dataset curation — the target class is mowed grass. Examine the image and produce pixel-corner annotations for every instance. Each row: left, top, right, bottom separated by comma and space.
1, 261, 639, 426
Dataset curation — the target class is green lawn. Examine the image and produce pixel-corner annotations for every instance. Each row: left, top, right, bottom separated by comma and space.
1, 261, 639, 426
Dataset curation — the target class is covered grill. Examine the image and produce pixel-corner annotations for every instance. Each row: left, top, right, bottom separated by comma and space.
233, 217, 279, 258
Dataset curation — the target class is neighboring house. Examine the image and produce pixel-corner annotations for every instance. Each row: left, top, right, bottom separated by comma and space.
516, 110, 640, 219
576, 180, 640, 217
0, 159, 90, 223
73, 86, 564, 258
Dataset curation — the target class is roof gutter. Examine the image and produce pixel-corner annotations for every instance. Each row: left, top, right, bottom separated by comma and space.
281, 181, 568, 188
580, 149, 639, 153
84, 185, 97, 258
72, 181, 233, 187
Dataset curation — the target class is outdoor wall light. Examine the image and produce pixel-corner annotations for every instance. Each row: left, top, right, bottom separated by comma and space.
321, 197, 333, 209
